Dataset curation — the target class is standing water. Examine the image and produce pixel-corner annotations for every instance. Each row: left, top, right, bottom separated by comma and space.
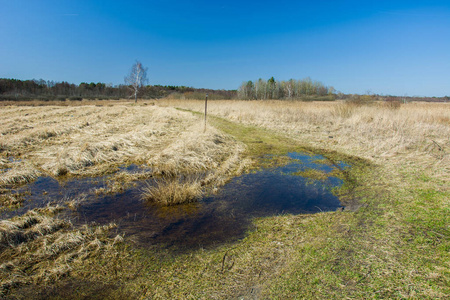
65, 152, 348, 250
2, 152, 349, 250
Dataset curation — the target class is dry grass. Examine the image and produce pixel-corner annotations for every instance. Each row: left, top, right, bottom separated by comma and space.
0, 203, 120, 296
0, 102, 247, 197
147, 122, 245, 176
0, 193, 24, 210
0, 103, 195, 183
0, 99, 136, 107
159, 99, 449, 177
0, 205, 67, 250
0, 163, 41, 186
139, 122, 249, 205
141, 177, 202, 206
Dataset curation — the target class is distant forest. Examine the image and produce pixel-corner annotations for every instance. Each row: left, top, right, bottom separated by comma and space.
0, 78, 236, 101
238, 77, 335, 100
0, 78, 447, 102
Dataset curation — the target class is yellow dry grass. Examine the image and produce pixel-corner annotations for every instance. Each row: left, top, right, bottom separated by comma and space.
141, 177, 202, 206
0, 204, 120, 295
0, 102, 247, 195
0, 103, 193, 180
159, 99, 449, 180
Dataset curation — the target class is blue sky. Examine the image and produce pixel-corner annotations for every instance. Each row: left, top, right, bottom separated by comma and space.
1, 0, 449, 96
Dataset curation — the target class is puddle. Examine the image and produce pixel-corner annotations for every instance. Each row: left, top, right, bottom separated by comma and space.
0, 164, 152, 218
118, 163, 152, 173
67, 152, 347, 251
2, 152, 349, 251
0, 157, 22, 172
7, 157, 22, 163
1, 176, 107, 219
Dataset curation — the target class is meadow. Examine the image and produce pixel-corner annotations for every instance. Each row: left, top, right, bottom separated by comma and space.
0, 99, 448, 298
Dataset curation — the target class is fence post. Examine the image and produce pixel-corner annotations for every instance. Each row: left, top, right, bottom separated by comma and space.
204, 93, 208, 132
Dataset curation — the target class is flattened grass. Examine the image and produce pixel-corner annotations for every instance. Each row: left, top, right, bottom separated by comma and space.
0, 204, 122, 296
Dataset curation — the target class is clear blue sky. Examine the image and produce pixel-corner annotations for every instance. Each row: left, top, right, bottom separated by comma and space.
1, 0, 449, 96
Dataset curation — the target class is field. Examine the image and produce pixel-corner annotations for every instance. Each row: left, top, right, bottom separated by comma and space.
0, 99, 449, 299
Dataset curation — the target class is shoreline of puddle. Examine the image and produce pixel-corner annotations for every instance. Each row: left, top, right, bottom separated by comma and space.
2, 152, 350, 251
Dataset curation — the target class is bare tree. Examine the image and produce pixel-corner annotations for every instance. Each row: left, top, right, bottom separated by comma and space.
124, 61, 148, 103
284, 79, 295, 99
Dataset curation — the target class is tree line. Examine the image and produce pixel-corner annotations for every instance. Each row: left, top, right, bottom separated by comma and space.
0, 78, 236, 101
238, 77, 335, 100
3, 77, 445, 103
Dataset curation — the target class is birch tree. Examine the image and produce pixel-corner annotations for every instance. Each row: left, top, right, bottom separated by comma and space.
125, 61, 148, 103
255, 78, 266, 100
284, 79, 295, 99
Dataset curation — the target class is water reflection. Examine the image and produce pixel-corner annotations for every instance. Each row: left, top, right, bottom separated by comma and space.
3, 153, 348, 251
1, 176, 107, 219
69, 152, 347, 250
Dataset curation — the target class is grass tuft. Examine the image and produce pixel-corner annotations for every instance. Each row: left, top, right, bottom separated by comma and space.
141, 177, 202, 206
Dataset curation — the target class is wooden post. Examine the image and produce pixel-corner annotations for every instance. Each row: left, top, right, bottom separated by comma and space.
204, 93, 208, 132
